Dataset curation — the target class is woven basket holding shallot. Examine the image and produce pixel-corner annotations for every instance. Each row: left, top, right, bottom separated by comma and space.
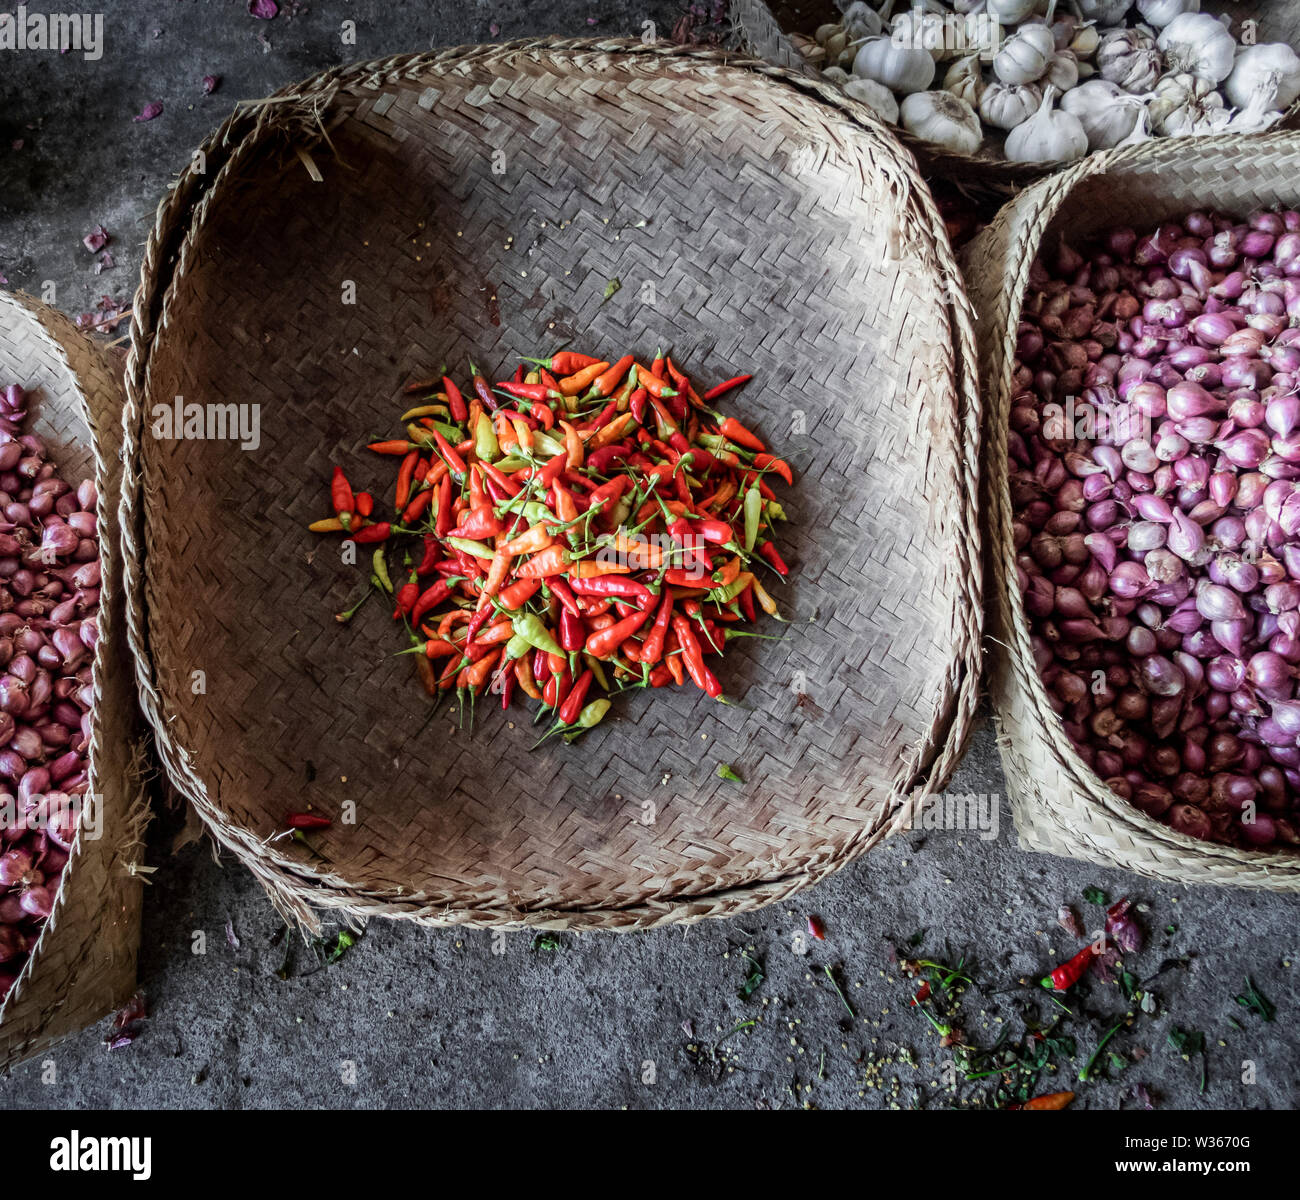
119, 39, 983, 933
967, 131, 1300, 888
0, 291, 147, 1066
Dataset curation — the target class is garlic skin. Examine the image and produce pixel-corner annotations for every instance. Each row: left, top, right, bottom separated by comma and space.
822, 65, 850, 84
900, 90, 983, 155
1156, 12, 1237, 84
1148, 71, 1231, 136
1004, 85, 1088, 162
1044, 50, 1080, 92
943, 53, 987, 108
1060, 78, 1140, 148
1097, 26, 1162, 93
1070, 24, 1100, 60
994, 24, 1055, 86
843, 76, 901, 125
840, 1, 883, 42
852, 36, 937, 95
1135, 0, 1200, 28
980, 81, 1043, 130
1224, 43, 1300, 112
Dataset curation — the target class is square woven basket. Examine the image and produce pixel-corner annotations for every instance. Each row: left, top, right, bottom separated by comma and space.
120, 39, 982, 932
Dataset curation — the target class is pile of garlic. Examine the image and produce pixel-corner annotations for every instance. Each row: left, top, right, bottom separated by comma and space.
791, 0, 1300, 163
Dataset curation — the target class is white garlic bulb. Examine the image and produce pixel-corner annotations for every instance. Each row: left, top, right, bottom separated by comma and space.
980, 80, 1042, 130
943, 53, 987, 108
841, 1, 884, 42
1060, 78, 1140, 148
1148, 71, 1231, 136
843, 76, 901, 124
1224, 43, 1300, 112
1156, 12, 1237, 84
853, 35, 937, 95
1135, 0, 1200, 29
985, 0, 1037, 23
1044, 50, 1080, 92
994, 24, 1055, 85
1097, 26, 1162, 93
1073, 0, 1131, 23
900, 90, 983, 155
1004, 85, 1088, 162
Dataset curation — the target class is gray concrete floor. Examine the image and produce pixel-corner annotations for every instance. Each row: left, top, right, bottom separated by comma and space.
0, 0, 1296, 1110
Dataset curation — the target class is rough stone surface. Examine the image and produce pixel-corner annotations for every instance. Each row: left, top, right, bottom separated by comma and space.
1, 1, 1296, 1110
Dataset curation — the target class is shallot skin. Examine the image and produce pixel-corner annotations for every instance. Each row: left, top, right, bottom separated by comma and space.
1012, 211, 1300, 852
0, 384, 99, 997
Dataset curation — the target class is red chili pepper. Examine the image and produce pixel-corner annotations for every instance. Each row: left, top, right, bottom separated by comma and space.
753, 452, 792, 486
480, 461, 521, 498
570, 575, 654, 607
702, 374, 753, 403
470, 362, 497, 411
640, 592, 673, 664
350, 522, 391, 544
330, 466, 354, 529
808, 914, 827, 941
442, 375, 468, 423
409, 579, 453, 626
548, 576, 581, 617
586, 607, 652, 658
498, 381, 554, 403
435, 474, 454, 538
558, 669, 594, 724
559, 606, 585, 652
671, 613, 722, 697
500, 668, 516, 711
1043, 942, 1101, 992
285, 812, 331, 830
392, 577, 419, 619
629, 386, 649, 426
759, 540, 790, 576
448, 505, 503, 541
910, 980, 931, 1006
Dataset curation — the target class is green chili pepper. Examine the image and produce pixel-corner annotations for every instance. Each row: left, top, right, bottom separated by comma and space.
717, 763, 743, 783
764, 499, 788, 523
475, 411, 499, 462
504, 633, 533, 661
710, 576, 750, 606
512, 612, 564, 657
583, 653, 610, 692
522, 501, 553, 527
743, 484, 762, 553
531, 431, 566, 457
446, 536, 495, 559
563, 698, 610, 741
495, 456, 531, 473
372, 548, 393, 593
606, 497, 634, 531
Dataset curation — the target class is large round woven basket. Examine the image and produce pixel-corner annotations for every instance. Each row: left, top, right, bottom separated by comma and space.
120, 39, 983, 932
733, 0, 1300, 200
0, 292, 147, 1066
965, 131, 1300, 889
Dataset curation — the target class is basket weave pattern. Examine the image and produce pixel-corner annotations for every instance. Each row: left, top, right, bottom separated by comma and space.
0, 292, 146, 1066
121, 40, 982, 930
965, 133, 1300, 889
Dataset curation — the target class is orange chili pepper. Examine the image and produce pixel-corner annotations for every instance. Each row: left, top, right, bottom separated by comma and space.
368, 439, 415, 455
1021, 1091, 1074, 1111
514, 656, 542, 700
517, 545, 570, 578
568, 559, 632, 578
498, 577, 541, 609
588, 412, 635, 452
395, 451, 418, 510
498, 523, 555, 558
558, 419, 584, 469
558, 361, 609, 396
590, 355, 634, 398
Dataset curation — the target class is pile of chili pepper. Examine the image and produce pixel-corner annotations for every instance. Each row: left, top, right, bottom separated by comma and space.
309, 350, 794, 743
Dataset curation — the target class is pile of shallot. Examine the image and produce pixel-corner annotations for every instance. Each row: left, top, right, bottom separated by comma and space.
1012, 208, 1300, 850
0, 383, 99, 998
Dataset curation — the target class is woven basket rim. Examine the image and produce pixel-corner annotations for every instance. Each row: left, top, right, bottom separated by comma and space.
978, 132, 1300, 880
120, 37, 985, 930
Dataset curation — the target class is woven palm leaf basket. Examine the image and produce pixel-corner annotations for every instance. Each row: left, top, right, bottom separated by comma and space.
965, 131, 1300, 889
120, 39, 982, 933
0, 291, 147, 1066
733, 0, 1300, 201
